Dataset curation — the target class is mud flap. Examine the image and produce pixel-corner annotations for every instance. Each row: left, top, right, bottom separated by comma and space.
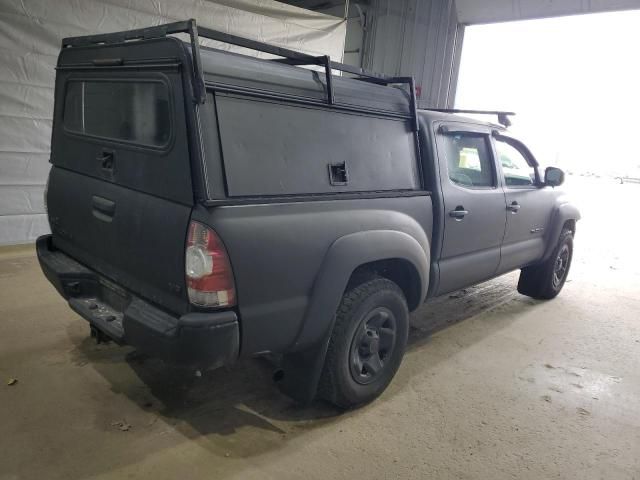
276, 339, 330, 405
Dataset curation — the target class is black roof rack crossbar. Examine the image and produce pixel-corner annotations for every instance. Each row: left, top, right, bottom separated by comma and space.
61, 19, 418, 129
424, 108, 515, 128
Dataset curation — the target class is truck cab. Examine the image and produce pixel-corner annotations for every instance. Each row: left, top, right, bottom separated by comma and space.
419, 112, 574, 297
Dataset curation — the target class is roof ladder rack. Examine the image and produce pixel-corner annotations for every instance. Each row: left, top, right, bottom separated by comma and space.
61, 19, 420, 132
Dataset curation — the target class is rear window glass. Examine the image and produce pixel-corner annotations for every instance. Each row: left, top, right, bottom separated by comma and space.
63, 80, 171, 147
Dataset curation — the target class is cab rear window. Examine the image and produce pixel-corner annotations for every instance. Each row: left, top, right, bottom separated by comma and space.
63, 80, 171, 147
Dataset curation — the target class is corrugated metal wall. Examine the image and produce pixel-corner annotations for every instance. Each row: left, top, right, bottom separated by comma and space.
361, 0, 464, 109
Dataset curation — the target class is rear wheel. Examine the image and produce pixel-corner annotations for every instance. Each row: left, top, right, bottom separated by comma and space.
318, 277, 409, 409
518, 228, 574, 299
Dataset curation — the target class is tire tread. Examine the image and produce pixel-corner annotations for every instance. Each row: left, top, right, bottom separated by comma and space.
318, 277, 406, 408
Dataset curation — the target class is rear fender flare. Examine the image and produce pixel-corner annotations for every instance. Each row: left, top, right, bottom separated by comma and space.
294, 229, 430, 352
277, 229, 429, 404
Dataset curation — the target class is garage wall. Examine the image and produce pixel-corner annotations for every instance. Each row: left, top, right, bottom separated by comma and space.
360, 0, 463, 109
278, 0, 463, 109
0, 0, 346, 246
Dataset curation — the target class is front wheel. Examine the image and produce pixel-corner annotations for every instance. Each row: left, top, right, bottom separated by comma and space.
318, 277, 409, 409
518, 228, 574, 299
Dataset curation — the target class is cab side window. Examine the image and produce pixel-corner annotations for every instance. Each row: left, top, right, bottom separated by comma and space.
443, 134, 495, 188
495, 139, 536, 187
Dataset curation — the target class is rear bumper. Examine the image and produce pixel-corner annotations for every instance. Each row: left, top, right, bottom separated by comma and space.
36, 235, 239, 368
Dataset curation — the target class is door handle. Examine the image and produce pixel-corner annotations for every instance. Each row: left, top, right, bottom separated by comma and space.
507, 201, 521, 213
97, 151, 115, 172
449, 206, 469, 219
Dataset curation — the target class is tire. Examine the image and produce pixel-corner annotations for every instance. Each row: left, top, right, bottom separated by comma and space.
517, 228, 574, 300
318, 277, 409, 409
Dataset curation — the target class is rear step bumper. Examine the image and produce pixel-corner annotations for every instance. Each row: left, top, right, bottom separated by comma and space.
36, 235, 239, 368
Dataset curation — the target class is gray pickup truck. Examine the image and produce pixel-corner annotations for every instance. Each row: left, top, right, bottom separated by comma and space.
37, 20, 580, 408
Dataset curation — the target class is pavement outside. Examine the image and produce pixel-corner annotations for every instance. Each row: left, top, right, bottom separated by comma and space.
1, 176, 639, 479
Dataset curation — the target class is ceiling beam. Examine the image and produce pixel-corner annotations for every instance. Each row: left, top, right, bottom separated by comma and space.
456, 0, 640, 24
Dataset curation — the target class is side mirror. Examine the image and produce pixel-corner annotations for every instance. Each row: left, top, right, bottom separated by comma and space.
545, 167, 565, 187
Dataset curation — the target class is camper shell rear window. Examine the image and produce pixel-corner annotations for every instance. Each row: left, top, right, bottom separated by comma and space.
63, 79, 172, 148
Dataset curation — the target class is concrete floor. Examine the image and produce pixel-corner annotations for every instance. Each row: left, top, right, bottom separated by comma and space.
1, 177, 639, 480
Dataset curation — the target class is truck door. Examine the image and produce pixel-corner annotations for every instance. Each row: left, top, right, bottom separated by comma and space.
493, 135, 556, 273
434, 126, 507, 295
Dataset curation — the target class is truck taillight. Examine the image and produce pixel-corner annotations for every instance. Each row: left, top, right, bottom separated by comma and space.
185, 221, 236, 308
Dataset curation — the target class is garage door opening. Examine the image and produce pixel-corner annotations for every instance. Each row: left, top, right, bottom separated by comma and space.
456, 10, 640, 180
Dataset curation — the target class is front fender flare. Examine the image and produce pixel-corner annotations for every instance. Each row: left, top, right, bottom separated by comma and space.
542, 202, 581, 261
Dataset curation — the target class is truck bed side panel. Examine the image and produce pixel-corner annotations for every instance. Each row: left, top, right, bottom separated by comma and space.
191, 195, 433, 356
